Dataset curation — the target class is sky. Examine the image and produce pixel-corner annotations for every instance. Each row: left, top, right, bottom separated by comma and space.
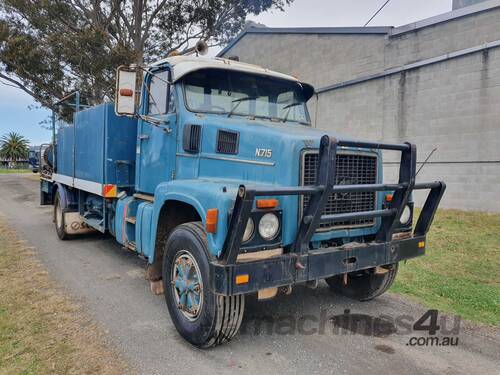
0, 0, 452, 145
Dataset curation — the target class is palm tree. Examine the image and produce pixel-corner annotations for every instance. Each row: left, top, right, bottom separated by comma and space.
0, 132, 29, 168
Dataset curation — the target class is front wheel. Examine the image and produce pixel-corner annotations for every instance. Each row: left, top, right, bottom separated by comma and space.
163, 222, 245, 348
325, 263, 399, 301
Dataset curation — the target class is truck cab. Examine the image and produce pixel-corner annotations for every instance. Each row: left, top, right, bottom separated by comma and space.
42, 54, 445, 348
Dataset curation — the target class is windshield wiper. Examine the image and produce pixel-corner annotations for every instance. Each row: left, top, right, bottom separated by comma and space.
282, 102, 303, 123
227, 96, 258, 118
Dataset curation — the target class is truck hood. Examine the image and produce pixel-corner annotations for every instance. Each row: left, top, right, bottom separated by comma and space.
189, 114, 364, 186
176, 113, 383, 247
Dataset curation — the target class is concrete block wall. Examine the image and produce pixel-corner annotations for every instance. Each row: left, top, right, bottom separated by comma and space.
221, 6, 500, 211
224, 33, 386, 88
386, 7, 500, 67
453, 0, 489, 10
313, 48, 500, 212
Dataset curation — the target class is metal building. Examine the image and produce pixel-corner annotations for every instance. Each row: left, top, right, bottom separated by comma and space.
218, 0, 500, 211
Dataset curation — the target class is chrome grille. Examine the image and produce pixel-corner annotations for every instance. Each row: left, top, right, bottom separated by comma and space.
301, 151, 377, 230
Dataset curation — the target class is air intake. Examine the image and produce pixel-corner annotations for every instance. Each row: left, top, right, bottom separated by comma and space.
183, 124, 201, 153
216, 130, 239, 154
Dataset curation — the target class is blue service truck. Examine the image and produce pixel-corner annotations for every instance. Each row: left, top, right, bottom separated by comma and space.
40, 52, 445, 348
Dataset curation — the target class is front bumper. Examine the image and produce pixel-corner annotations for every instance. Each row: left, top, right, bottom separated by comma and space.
211, 235, 424, 295
213, 135, 445, 296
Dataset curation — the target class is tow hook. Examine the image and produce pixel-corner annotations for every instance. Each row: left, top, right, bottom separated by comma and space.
294, 254, 306, 270
295, 261, 306, 270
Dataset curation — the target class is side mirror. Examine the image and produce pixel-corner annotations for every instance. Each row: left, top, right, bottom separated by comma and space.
115, 65, 139, 116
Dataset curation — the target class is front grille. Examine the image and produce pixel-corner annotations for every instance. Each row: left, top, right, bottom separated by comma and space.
301, 151, 377, 230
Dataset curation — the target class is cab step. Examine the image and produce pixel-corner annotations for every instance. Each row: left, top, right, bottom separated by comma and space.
125, 217, 136, 224
125, 241, 136, 251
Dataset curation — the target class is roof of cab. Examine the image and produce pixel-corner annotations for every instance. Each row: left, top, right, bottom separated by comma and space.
149, 55, 315, 99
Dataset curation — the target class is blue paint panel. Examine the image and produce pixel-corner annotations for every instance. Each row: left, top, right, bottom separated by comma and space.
150, 180, 240, 259
56, 125, 74, 177
103, 106, 138, 186
75, 104, 105, 182
68, 103, 137, 185
135, 71, 177, 194
136, 202, 154, 258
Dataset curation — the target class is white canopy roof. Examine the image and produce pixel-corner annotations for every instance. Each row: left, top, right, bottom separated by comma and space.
151, 55, 298, 82
149, 55, 315, 99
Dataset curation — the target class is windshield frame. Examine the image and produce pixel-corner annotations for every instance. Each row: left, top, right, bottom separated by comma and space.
181, 69, 312, 125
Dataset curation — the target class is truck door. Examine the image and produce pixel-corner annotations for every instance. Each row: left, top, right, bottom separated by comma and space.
136, 68, 178, 194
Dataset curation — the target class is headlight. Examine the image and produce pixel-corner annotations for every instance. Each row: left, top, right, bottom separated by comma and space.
258, 213, 280, 240
399, 205, 412, 225
242, 218, 254, 243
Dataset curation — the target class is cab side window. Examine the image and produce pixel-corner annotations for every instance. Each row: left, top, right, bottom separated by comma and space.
147, 70, 171, 115
167, 85, 176, 113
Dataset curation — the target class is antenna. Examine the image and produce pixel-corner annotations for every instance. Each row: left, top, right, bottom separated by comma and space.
416, 148, 437, 177
364, 0, 391, 27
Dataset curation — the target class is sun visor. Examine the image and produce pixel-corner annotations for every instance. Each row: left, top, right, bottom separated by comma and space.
299, 82, 315, 101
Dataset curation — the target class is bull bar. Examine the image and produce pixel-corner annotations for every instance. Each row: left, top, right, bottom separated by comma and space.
210, 135, 445, 296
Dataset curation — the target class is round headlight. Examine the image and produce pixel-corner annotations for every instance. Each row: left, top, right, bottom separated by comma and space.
242, 218, 254, 243
258, 213, 280, 240
399, 205, 412, 225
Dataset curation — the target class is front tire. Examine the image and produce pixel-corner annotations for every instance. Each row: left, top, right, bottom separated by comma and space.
163, 222, 245, 348
325, 263, 399, 301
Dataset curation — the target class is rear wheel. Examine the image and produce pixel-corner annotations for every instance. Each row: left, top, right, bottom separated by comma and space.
54, 192, 68, 240
325, 263, 399, 301
163, 222, 245, 348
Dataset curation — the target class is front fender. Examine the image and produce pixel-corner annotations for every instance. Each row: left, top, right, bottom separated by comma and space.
151, 180, 241, 258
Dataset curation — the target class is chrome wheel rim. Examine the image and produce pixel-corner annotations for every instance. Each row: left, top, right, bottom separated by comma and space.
171, 250, 203, 321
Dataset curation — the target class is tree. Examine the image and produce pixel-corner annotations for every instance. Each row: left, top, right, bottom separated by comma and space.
0, 0, 292, 110
0, 132, 29, 168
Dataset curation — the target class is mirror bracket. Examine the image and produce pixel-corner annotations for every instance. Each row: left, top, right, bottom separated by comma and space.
138, 115, 172, 133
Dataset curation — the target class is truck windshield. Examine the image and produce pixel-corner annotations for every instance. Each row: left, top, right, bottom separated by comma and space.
183, 69, 310, 124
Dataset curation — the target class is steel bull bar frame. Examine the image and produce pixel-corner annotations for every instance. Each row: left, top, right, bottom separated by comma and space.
210, 135, 445, 296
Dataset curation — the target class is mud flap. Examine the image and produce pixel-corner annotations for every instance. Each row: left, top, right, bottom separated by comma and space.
64, 212, 95, 235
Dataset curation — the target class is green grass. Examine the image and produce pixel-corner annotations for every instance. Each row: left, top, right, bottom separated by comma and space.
0, 169, 33, 174
392, 209, 500, 326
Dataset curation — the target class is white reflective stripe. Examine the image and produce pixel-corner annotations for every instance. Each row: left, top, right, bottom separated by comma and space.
52, 173, 74, 186
51, 174, 105, 196
73, 178, 103, 196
